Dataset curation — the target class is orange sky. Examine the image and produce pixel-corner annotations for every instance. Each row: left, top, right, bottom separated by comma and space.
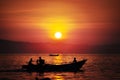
0, 0, 120, 45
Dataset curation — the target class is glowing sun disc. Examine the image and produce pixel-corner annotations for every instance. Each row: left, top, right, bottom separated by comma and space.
55, 32, 62, 39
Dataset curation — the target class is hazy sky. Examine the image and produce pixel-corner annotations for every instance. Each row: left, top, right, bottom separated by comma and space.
0, 0, 120, 45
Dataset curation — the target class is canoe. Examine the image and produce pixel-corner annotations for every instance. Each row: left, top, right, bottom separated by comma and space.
49, 54, 59, 56
22, 59, 87, 72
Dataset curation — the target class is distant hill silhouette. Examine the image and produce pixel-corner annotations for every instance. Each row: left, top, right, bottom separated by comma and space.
91, 43, 120, 53
0, 39, 90, 53
0, 39, 43, 53
0, 39, 119, 53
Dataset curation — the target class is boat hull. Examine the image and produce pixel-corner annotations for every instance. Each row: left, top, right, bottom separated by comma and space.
49, 54, 59, 56
22, 59, 87, 72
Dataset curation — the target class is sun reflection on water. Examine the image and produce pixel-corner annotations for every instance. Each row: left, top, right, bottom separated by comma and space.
54, 75, 64, 80
53, 55, 63, 65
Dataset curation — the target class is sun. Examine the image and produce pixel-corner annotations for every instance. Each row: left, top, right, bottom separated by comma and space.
55, 32, 62, 39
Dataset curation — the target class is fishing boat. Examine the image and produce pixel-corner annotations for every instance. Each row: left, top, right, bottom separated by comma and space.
49, 54, 59, 56
22, 59, 87, 72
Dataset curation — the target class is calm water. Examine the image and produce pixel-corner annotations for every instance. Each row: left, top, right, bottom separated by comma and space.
0, 53, 120, 80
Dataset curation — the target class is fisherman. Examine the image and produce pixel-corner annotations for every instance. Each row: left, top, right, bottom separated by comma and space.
36, 57, 45, 72
28, 58, 33, 65
38, 57, 45, 65
73, 57, 77, 63
36, 59, 39, 65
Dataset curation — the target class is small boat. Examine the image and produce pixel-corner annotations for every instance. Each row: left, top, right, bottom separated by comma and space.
49, 54, 59, 56
22, 59, 87, 72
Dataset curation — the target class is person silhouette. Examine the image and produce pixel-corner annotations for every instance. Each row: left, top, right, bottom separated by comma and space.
38, 57, 45, 65
73, 57, 77, 63
28, 58, 33, 65
36, 59, 39, 65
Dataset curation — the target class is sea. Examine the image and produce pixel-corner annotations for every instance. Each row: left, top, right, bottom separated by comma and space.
0, 53, 120, 80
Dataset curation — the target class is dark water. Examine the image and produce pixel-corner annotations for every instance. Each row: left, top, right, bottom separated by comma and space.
0, 53, 120, 80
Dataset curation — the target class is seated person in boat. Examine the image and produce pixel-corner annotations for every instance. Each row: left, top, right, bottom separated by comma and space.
73, 57, 77, 63
37, 57, 45, 65
28, 58, 33, 65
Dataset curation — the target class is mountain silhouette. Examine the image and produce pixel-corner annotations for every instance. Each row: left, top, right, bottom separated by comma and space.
0, 39, 89, 53
0, 39, 119, 53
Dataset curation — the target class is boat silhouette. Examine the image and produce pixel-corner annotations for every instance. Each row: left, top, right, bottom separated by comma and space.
22, 59, 87, 72
49, 54, 59, 56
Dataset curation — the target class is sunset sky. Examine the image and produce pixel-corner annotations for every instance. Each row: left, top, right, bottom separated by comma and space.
0, 0, 120, 46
